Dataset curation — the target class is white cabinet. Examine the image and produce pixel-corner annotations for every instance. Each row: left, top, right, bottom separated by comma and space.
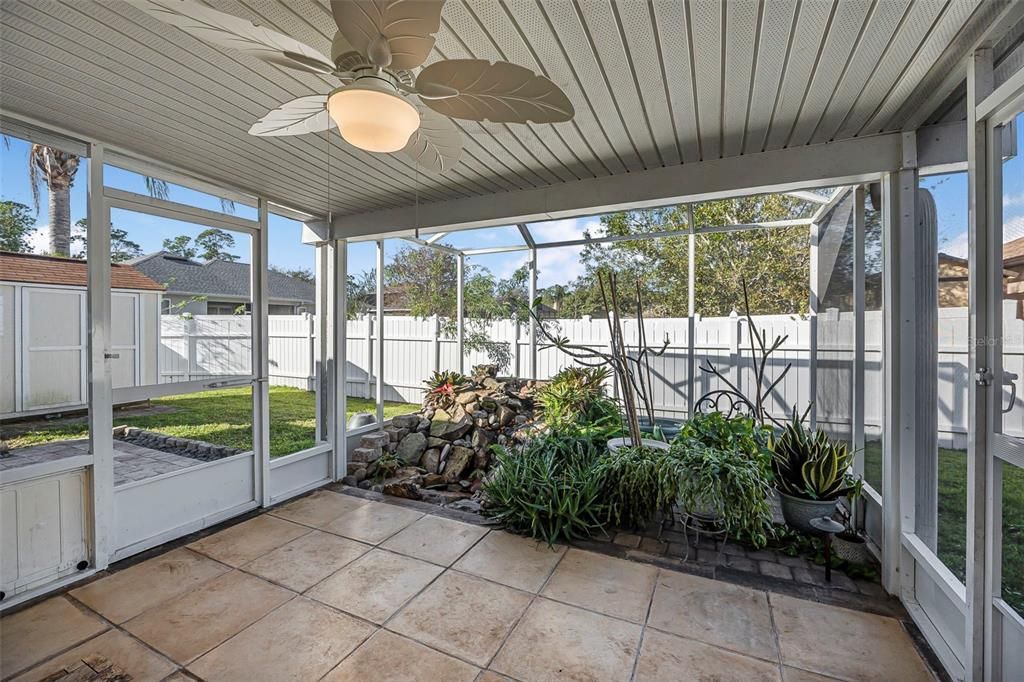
0, 468, 89, 601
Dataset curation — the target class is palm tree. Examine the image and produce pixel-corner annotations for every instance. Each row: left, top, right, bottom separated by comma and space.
29, 144, 79, 257
28, 143, 231, 259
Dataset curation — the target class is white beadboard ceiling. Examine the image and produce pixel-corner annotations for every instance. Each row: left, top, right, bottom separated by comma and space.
0, 0, 1013, 219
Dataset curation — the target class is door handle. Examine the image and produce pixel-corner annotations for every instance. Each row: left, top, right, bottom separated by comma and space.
1004, 371, 1018, 414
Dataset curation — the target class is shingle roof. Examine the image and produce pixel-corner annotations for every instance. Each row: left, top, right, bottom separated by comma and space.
130, 252, 314, 304
0, 251, 165, 290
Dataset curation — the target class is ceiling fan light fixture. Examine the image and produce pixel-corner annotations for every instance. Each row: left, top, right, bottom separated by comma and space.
327, 81, 420, 153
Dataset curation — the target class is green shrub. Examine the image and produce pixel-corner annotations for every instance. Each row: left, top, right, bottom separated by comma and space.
536, 366, 620, 432
595, 445, 678, 529
481, 431, 608, 545
679, 411, 771, 464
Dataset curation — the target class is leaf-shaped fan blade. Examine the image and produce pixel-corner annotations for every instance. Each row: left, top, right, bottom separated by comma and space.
416, 60, 575, 124
330, 0, 444, 70
402, 106, 462, 172
249, 96, 333, 136
133, 0, 335, 74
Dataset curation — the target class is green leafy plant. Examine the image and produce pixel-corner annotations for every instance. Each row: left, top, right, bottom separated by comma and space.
679, 411, 772, 465
367, 451, 401, 479
595, 445, 677, 529
669, 439, 775, 547
536, 366, 619, 429
481, 431, 608, 545
422, 370, 469, 410
770, 411, 860, 501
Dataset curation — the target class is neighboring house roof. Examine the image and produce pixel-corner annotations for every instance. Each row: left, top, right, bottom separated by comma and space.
130, 252, 315, 304
0, 251, 164, 291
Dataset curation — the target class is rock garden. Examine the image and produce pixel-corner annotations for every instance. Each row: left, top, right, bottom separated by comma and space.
349, 275, 879, 589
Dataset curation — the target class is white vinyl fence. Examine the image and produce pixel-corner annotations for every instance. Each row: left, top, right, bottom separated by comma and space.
10, 306, 1024, 448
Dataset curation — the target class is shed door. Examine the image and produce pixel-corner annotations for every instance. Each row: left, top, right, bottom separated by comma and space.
21, 287, 86, 411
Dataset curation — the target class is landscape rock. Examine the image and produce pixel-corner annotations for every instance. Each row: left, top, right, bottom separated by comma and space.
395, 431, 427, 465
442, 445, 474, 482
391, 414, 421, 430
422, 448, 441, 473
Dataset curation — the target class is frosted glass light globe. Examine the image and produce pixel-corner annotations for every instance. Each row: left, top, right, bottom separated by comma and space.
327, 82, 420, 153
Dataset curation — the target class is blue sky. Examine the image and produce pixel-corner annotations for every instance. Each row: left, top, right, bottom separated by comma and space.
4, 115, 1023, 286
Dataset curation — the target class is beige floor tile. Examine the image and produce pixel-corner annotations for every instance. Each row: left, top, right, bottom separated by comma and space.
0, 597, 108, 677
323, 630, 479, 682
306, 548, 443, 623
540, 548, 657, 623
71, 547, 229, 623
10, 629, 177, 682
771, 593, 934, 681
634, 628, 781, 681
388, 572, 531, 667
782, 667, 843, 681
647, 571, 778, 662
243, 530, 370, 592
268, 489, 369, 528
491, 598, 642, 682
188, 597, 373, 682
124, 570, 292, 663
381, 515, 488, 566
324, 502, 424, 544
453, 531, 565, 593
477, 673, 516, 682
187, 514, 310, 566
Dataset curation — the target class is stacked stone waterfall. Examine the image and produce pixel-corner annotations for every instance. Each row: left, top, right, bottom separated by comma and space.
345, 365, 539, 510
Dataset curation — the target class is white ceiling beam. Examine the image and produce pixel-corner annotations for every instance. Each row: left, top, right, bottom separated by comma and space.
333, 132, 906, 239
784, 190, 832, 205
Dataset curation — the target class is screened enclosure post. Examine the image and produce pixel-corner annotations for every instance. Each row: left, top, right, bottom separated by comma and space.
809, 219, 819, 430
965, 47, 996, 682
457, 253, 465, 375
86, 142, 113, 569
528, 248, 538, 379
853, 187, 866, 473
329, 241, 348, 479
375, 240, 385, 425
881, 170, 915, 594
687, 205, 695, 414
253, 198, 270, 506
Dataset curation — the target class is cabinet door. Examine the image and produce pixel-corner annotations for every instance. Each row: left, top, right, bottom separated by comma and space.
0, 469, 89, 598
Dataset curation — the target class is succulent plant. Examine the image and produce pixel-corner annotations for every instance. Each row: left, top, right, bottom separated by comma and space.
770, 411, 860, 501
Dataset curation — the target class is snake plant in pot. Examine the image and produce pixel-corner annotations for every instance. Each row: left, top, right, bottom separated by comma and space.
770, 412, 861, 535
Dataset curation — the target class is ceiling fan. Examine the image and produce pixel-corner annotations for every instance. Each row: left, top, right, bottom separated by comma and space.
132, 0, 576, 173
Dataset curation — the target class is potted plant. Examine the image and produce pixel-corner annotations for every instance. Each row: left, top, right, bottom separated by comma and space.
832, 504, 873, 565
770, 412, 861, 535
668, 438, 775, 548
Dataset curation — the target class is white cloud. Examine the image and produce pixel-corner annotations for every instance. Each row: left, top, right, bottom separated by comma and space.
26, 223, 49, 254
537, 245, 586, 288
527, 216, 602, 243
1004, 193, 1024, 209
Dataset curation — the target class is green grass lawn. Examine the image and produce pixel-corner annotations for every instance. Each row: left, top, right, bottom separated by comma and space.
3, 386, 418, 458
864, 442, 1024, 612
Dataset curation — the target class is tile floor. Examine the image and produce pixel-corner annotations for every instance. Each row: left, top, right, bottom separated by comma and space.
0, 490, 937, 682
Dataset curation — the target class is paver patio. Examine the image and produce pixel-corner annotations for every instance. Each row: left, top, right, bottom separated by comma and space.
0, 489, 938, 681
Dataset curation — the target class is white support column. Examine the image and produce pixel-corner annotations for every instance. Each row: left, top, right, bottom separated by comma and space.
329, 240, 348, 479
881, 166, 918, 595
457, 252, 466, 375
965, 46, 996, 682
252, 198, 270, 506
809, 217, 820, 430
86, 143, 113, 570
375, 240, 385, 425
687, 205, 696, 414
528, 248, 538, 379
853, 187, 866, 463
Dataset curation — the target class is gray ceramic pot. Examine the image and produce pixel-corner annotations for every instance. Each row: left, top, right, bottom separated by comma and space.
777, 491, 838, 535
833, 532, 872, 565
